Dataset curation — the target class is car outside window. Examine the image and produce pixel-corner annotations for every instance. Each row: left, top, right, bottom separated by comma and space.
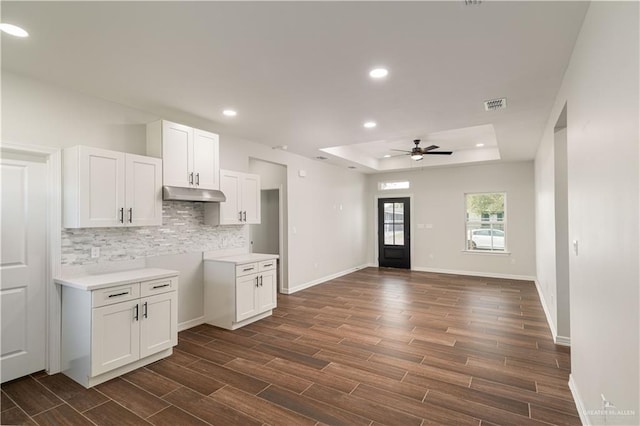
465, 192, 506, 252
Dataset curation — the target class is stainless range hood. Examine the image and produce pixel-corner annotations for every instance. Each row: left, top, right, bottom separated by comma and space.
163, 186, 226, 202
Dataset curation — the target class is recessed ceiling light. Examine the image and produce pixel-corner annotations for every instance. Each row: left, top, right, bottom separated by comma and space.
369, 68, 388, 79
0, 23, 29, 38
222, 109, 237, 117
363, 121, 377, 128
476, 143, 485, 147
383, 154, 391, 158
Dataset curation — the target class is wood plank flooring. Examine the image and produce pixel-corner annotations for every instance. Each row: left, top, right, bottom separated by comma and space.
1, 268, 580, 425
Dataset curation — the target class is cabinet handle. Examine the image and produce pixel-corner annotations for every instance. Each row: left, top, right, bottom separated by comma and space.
243, 211, 247, 222
189, 172, 194, 185
263, 263, 273, 268
195, 173, 200, 186
243, 267, 254, 272
108, 291, 129, 298
119, 207, 124, 223
128, 208, 133, 223
238, 211, 242, 222
133, 304, 139, 321
255, 276, 259, 287
260, 275, 263, 287
152, 283, 171, 289
143, 301, 148, 319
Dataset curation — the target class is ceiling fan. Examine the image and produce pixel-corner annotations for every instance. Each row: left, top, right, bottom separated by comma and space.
391, 139, 453, 161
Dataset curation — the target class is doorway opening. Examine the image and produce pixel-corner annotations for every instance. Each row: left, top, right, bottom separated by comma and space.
378, 197, 411, 269
248, 158, 287, 293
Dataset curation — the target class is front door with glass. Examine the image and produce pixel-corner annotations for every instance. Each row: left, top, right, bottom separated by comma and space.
378, 198, 410, 269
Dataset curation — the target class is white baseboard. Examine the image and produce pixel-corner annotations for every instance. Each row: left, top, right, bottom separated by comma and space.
533, 279, 571, 346
283, 263, 371, 294
412, 266, 536, 282
569, 374, 589, 425
178, 316, 205, 332
534, 278, 559, 343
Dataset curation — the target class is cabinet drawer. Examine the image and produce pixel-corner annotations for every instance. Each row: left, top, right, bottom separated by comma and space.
259, 259, 276, 272
141, 277, 177, 297
92, 283, 140, 308
236, 263, 258, 277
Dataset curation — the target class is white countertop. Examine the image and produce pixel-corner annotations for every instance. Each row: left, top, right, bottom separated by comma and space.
203, 253, 279, 264
54, 268, 179, 291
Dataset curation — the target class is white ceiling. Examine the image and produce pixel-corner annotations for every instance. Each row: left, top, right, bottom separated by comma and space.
1, 1, 588, 173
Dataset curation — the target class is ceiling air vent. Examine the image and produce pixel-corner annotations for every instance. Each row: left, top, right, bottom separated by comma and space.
315, 156, 328, 160
464, 0, 481, 5
484, 98, 507, 111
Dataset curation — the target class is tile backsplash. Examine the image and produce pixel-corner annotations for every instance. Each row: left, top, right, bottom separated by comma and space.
61, 201, 246, 265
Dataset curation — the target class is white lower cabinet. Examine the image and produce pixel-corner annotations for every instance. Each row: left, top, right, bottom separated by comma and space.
204, 255, 278, 330
58, 270, 178, 388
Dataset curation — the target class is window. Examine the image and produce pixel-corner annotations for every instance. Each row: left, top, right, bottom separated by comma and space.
379, 181, 410, 191
465, 192, 506, 252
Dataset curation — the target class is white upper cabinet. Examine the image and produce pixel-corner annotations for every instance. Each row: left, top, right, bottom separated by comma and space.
193, 129, 220, 190
125, 154, 163, 227
63, 146, 162, 228
147, 120, 220, 190
160, 121, 192, 188
205, 169, 261, 225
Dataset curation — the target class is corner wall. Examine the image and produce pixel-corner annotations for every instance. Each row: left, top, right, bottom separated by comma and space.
534, 3, 639, 424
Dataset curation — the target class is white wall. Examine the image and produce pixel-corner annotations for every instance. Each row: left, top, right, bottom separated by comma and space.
2, 71, 370, 319
367, 162, 536, 279
534, 3, 639, 424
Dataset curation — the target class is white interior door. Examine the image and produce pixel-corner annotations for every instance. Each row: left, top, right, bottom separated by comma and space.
1, 158, 47, 382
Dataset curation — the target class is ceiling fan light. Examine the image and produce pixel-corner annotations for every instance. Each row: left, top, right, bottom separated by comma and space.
411, 153, 423, 161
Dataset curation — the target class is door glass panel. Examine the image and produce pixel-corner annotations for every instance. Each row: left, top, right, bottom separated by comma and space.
384, 203, 394, 222
384, 224, 395, 245
394, 224, 404, 246
394, 203, 404, 224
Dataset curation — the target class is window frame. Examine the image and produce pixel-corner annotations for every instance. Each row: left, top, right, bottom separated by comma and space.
464, 192, 508, 253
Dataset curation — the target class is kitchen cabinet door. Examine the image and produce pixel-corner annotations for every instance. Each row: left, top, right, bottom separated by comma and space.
125, 154, 162, 226
77, 146, 125, 228
193, 129, 220, 190
258, 269, 277, 313
91, 299, 140, 376
242, 173, 261, 224
162, 120, 193, 188
235, 274, 258, 322
219, 170, 242, 224
139, 292, 177, 359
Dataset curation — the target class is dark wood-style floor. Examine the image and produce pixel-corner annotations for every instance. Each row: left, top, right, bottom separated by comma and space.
1, 268, 580, 426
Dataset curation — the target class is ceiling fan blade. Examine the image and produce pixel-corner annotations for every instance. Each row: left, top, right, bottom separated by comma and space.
389, 153, 408, 158
421, 145, 440, 152
390, 149, 411, 153
425, 151, 453, 155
